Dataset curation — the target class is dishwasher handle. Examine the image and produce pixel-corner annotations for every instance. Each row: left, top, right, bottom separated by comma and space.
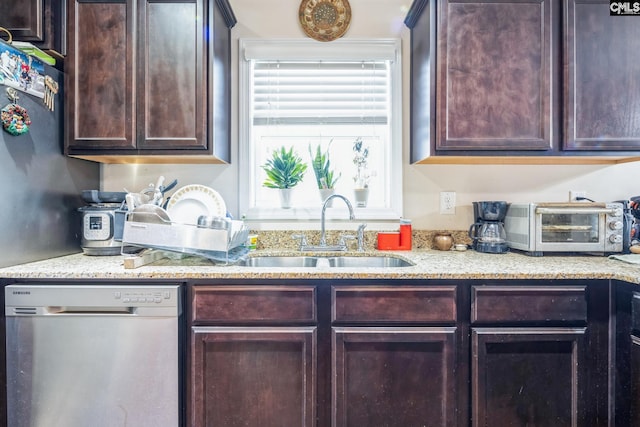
46, 306, 137, 315
6, 305, 178, 317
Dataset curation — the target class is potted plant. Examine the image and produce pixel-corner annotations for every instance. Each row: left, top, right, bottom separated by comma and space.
352, 137, 372, 207
261, 146, 307, 208
309, 141, 341, 205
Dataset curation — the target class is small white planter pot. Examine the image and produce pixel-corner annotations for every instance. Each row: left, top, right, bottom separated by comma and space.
319, 188, 335, 206
353, 188, 369, 208
279, 188, 293, 209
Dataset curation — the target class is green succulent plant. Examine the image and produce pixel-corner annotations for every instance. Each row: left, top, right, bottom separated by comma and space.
261, 146, 308, 189
309, 141, 341, 189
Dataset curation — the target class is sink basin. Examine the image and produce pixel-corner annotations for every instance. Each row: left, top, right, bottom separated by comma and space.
238, 255, 414, 268
327, 256, 413, 268
239, 256, 319, 268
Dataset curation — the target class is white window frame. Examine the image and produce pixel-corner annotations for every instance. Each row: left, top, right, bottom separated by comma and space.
238, 38, 403, 224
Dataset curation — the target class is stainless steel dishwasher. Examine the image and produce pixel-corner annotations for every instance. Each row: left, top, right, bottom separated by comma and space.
5, 284, 183, 427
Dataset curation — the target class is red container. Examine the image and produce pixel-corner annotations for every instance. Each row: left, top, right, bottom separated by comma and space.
398, 219, 412, 250
377, 232, 400, 250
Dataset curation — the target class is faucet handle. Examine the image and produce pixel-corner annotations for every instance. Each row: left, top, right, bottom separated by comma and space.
338, 234, 356, 249
292, 234, 307, 250
357, 223, 367, 252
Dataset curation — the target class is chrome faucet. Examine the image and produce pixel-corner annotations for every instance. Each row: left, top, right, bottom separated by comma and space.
320, 194, 355, 247
292, 194, 364, 252
294, 194, 356, 251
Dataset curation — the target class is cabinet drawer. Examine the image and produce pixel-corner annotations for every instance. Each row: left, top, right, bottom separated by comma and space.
332, 286, 457, 324
472, 286, 587, 324
192, 286, 316, 324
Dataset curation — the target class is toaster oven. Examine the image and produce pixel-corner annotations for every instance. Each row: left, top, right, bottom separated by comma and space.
504, 202, 624, 256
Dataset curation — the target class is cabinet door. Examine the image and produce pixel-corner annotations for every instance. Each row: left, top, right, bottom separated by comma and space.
436, 0, 557, 151
472, 328, 594, 427
137, 0, 206, 150
631, 336, 640, 426
564, 0, 640, 150
190, 327, 317, 427
66, 0, 208, 153
0, 0, 43, 43
333, 327, 458, 427
208, 0, 233, 162
405, 0, 436, 163
66, 0, 136, 151
629, 291, 640, 425
0, 0, 65, 55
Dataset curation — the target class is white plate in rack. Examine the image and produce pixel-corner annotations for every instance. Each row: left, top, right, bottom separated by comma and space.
166, 185, 226, 225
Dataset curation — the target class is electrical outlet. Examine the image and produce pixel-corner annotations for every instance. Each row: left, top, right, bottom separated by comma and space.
440, 191, 456, 215
570, 190, 587, 201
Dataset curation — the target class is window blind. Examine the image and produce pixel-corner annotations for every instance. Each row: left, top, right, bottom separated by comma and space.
251, 60, 390, 125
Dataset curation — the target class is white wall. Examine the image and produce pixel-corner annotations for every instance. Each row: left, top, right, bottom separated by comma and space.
102, 0, 640, 230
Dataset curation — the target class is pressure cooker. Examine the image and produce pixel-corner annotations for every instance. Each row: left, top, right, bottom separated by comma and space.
78, 190, 129, 256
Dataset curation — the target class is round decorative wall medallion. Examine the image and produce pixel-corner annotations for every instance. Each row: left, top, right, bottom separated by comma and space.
299, 0, 352, 42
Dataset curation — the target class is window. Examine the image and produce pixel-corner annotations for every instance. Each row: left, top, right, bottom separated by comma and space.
239, 39, 402, 222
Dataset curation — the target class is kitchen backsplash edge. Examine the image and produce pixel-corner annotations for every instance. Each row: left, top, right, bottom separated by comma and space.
251, 230, 471, 251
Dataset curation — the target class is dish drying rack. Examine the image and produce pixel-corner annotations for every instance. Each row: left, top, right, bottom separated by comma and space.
121, 211, 250, 265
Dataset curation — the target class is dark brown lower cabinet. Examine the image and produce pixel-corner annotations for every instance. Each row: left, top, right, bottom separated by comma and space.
631, 336, 640, 426
472, 328, 587, 427
330, 284, 464, 427
471, 283, 608, 427
189, 284, 319, 427
616, 285, 640, 426
333, 327, 457, 427
188, 280, 616, 427
191, 327, 317, 427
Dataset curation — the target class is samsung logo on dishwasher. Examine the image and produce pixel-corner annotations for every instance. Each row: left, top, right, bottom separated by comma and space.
12, 291, 31, 295
610, 1, 640, 15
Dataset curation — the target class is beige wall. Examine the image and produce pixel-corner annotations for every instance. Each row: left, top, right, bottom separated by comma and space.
102, 0, 640, 230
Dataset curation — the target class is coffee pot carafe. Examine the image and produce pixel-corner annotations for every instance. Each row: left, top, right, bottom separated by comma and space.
469, 201, 509, 254
477, 221, 507, 242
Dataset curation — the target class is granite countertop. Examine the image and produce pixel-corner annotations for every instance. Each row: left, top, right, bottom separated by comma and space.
0, 249, 638, 284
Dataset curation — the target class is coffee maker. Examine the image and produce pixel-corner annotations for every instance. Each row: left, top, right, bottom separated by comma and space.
626, 197, 640, 250
469, 201, 509, 254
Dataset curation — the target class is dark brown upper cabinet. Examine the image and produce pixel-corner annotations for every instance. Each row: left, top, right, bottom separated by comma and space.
65, 0, 235, 164
0, 0, 44, 43
405, 0, 640, 163
436, 0, 557, 153
564, 0, 640, 151
0, 0, 66, 61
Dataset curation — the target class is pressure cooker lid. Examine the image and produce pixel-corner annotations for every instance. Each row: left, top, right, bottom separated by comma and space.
82, 190, 127, 204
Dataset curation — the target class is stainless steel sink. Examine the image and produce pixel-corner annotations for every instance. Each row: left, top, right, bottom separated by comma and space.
238, 255, 414, 268
239, 256, 319, 268
326, 256, 413, 268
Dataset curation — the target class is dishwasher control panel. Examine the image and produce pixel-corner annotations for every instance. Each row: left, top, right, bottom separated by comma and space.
114, 290, 173, 304
5, 284, 181, 316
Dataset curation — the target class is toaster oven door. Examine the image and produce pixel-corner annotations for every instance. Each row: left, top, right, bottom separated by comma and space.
534, 207, 608, 252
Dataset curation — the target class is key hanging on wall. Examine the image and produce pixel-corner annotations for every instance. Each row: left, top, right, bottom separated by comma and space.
43, 76, 59, 111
